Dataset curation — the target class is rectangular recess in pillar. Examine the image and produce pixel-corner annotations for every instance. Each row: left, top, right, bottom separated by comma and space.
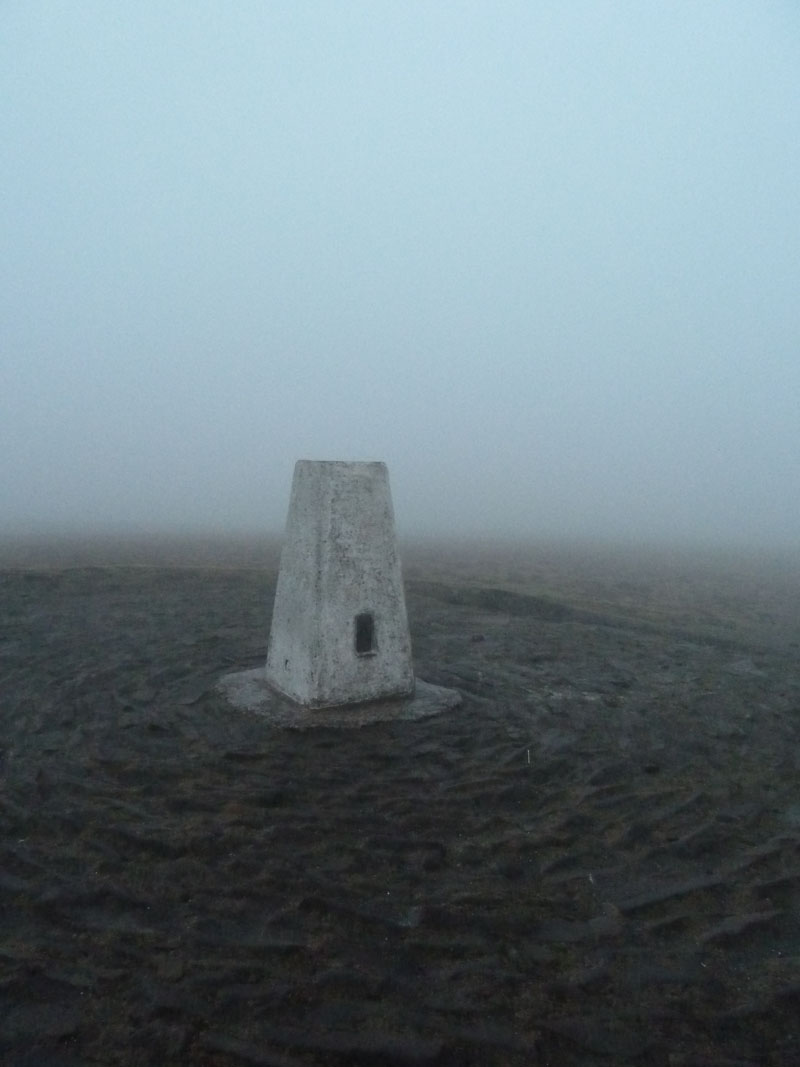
355, 612, 375, 656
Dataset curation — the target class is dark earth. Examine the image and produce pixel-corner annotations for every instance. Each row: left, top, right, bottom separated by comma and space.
2, 534, 800, 1066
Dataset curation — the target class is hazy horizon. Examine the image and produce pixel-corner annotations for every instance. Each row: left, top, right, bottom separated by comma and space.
3, 3, 799, 552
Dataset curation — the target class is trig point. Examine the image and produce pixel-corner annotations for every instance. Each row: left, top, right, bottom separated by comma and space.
266, 460, 415, 707
219, 460, 461, 727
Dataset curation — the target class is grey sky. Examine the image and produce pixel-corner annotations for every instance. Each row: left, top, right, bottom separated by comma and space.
2, 2, 799, 548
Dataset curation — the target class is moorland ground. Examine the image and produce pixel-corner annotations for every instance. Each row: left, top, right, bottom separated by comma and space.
1, 535, 799, 1066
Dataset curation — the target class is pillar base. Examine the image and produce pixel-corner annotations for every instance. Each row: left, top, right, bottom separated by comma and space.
218, 670, 461, 729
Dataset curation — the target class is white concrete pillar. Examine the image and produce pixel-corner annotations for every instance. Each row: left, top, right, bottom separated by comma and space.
265, 460, 415, 708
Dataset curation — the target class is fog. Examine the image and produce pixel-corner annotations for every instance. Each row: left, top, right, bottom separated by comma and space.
2, 3, 799, 550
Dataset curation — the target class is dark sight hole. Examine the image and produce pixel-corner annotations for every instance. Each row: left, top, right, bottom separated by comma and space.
355, 613, 375, 655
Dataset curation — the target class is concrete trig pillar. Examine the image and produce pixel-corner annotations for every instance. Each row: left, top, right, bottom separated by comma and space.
265, 460, 415, 708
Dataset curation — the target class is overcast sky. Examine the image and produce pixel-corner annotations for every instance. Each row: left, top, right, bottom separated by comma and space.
2, 2, 799, 548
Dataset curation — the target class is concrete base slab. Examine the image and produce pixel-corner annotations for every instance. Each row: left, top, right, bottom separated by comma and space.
218, 669, 461, 729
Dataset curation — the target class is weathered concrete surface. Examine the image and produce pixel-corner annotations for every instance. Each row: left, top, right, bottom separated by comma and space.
265, 460, 415, 708
218, 670, 461, 728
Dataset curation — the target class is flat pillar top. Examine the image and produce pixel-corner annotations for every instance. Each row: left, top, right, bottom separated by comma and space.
296, 459, 386, 469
